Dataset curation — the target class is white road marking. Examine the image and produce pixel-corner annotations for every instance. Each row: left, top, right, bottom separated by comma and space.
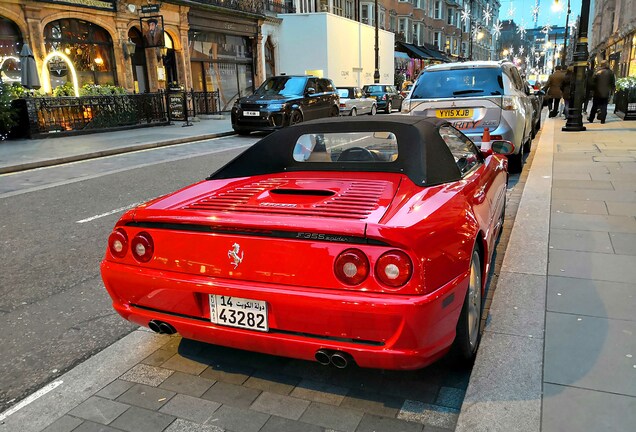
76, 202, 143, 223
0, 380, 63, 422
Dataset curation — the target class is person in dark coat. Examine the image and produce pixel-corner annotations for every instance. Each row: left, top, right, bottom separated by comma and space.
588, 60, 616, 124
560, 65, 574, 117
543, 66, 566, 118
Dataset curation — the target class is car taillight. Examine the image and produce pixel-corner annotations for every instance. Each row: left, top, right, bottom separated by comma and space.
334, 249, 369, 285
401, 99, 411, 112
490, 135, 503, 140
108, 228, 128, 259
339, 103, 346, 107
131, 232, 154, 263
375, 250, 413, 288
502, 96, 516, 110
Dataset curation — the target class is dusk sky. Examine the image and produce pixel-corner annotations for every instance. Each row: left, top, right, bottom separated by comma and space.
496, 0, 584, 30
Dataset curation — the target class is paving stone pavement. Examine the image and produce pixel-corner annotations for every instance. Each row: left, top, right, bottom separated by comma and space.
33, 334, 466, 432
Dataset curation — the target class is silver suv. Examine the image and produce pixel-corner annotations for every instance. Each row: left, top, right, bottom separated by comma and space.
401, 61, 534, 173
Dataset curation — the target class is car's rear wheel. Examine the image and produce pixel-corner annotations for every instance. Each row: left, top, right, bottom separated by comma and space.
385, 101, 392, 114
453, 247, 483, 363
289, 110, 303, 125
508, 148, 524, 173
370, 104, 377, 115
524, 136, 532, 154
329, 106, 339, 117
350, 108, 357, 116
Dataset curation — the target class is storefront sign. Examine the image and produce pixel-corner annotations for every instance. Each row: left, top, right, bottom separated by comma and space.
37, 0, 116, 11
168, 88, 186, 121
141, 4, 160, 13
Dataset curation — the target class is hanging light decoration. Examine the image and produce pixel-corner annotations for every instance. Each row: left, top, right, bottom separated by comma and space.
532, 1, 541, 26
483, 3, 493, 26
493, 19, 503, 39
461, 4, 471, 24
507, 3, 516, 19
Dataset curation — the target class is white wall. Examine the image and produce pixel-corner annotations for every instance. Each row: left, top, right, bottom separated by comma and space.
278, 13, 394, 87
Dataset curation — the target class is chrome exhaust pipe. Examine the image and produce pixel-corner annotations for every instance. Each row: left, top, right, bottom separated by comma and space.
315, 349, 331, 366
330, 352, 350, 369
148, 320, 161, 333
158, 322, 177, 335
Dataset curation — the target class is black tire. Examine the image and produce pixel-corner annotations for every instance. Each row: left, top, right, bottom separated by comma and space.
234, 129, 252, 136
289, 110, 303, 125
452, 247, 483, 363
508, 148, 524, 173
350, 108, 357, 116
385, 101, 392, 114
369, 104, 377, 115
329, 106, 339, 117
523, 137, 532, 154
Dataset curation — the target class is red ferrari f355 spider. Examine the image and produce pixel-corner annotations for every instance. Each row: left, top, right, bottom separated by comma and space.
101, 116, 513, 370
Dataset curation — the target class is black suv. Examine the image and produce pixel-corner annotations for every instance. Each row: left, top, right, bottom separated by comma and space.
231, 75, 340, 135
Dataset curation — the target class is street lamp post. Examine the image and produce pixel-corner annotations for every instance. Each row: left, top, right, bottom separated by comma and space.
563, 0, 591, 132
374, 0, 380, 83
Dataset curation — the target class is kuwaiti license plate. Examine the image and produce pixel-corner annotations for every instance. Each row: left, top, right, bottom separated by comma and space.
242, 111, 260, 117
209, 295, 268, 332
436, 108, 473, 118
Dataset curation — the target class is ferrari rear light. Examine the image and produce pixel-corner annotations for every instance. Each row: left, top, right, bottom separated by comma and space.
375, 250, 413, 288
131, 232, 154, 263
334, 249, 369, 285
108, 228, 128, 259
490, 135, 503, 140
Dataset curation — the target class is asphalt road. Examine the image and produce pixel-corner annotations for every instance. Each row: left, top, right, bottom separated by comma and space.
0, 132, 530, 414
0, 135, 255, 411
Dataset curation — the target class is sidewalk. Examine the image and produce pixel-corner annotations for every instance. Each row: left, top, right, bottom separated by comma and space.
0, 112, 634, 432
0, 117, 234, 174
457, 111, 636, 432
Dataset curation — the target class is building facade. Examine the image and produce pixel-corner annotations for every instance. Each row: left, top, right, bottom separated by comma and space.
590, 0, 636, 77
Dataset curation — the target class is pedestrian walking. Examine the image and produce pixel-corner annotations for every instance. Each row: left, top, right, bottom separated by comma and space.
588, 60, 616, 124
543, 66, 566, 118
560, 65, 574, 117
583, 63, 594, 113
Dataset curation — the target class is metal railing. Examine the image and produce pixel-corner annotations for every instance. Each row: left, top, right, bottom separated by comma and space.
263, 0, 296, 13
188, 89, 221, 116
21, 93, 168, 137
190, 0, 264, 14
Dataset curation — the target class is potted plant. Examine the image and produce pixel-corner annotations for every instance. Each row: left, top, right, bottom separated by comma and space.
614, 75, 636, 120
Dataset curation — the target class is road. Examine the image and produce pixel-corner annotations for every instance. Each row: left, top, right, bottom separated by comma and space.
0, 132, 531, 414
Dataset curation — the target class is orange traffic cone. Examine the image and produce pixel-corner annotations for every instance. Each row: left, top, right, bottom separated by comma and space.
481, 127, 492, 152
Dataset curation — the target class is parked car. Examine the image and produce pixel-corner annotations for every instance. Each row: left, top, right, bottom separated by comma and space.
101, 116, 514, 370
231, 75, 340, 135
337, 86, 377, 116
400, 82, 414, 99
526, 81, 545, 138
401, 61, 534, 173
362, 84, 403, 113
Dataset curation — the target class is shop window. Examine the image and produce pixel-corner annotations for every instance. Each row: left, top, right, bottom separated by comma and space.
265, 38, 275, 79
0, 16, 23, 83
44, 19, 116, 89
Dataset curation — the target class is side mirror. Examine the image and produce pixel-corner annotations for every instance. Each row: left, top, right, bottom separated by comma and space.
490, 140, 515, 155
306, 87, 316, 96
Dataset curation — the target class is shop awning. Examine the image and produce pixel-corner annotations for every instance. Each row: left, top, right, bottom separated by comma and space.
396, 41, 435, 60
394, 51, 411, 60
421, 43, 452, 63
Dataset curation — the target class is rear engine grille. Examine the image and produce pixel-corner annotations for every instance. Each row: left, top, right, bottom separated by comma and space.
181, 178, 390, 220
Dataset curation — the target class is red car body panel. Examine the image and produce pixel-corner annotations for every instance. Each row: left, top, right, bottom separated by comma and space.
101, 119, 508, 370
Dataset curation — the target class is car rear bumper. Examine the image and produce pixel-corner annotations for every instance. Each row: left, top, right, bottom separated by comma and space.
102, 261, 467, 370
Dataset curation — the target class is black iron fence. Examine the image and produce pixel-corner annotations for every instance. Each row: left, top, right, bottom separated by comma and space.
188, 89, 221, 117
191, 0, 264, 14
263, 0, 296, 13
18, 93, 168, 137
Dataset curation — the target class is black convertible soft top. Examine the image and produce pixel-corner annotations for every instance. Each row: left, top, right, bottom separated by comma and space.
208, 115, 462, 186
